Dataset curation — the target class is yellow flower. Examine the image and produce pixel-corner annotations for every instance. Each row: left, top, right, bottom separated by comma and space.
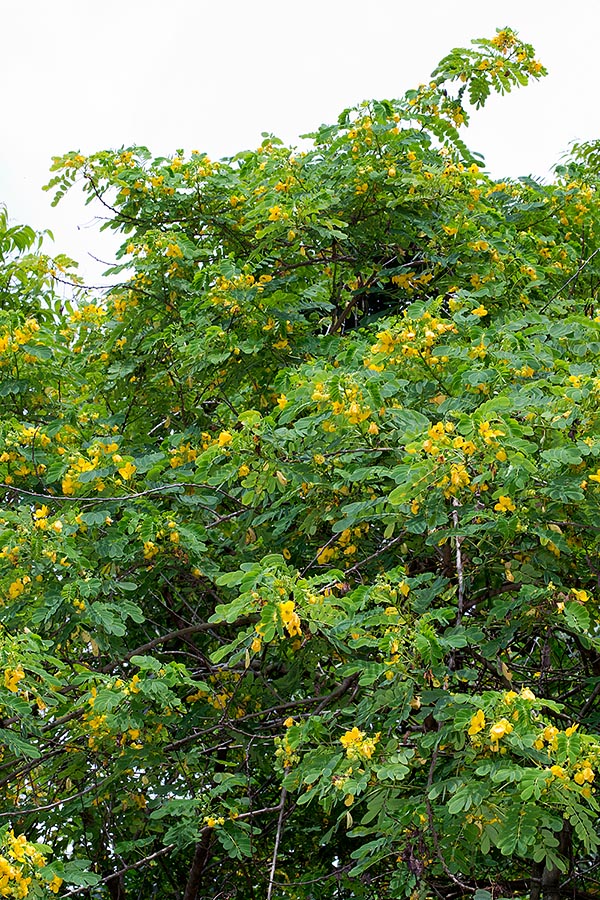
4, 665, 25, 693
565, 724, 579, 737
494, 495, 516, 513
118, 461, 137, 480
479, 421, 504, 443
520, 687, 536, 701
449, 463, 470, 490
490, 718, 513, 743
218, 431, 233, 447
62, 473, 78, 495
279, 600, 301, 637
340, 727, 380, 760
276, 394, 288, 410
549, 764, 566, 779
340, 726, 364, 749
238, 464, 250, 478
468, 709, 486, 735
472, 305, 488, 317
571, 589, 589, 602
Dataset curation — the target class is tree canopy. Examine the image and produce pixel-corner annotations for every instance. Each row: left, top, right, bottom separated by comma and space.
1, 26, 600, 900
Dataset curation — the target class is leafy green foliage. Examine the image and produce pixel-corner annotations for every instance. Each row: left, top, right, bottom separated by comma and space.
0, 25, 599, 900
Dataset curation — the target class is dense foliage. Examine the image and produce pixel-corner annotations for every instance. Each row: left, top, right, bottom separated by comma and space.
1, 26, 600, 900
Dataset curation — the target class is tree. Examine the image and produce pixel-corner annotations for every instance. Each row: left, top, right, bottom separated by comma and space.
0, 25, 599, 900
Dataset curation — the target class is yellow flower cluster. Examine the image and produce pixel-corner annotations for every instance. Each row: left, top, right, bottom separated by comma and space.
0, 829, 62, 897
311, 378, 373, 431
340, 727, 380, 761
0, 318, 41, 360
61, 441, 123, 495
279, 600, 301, 637
4, 666, 25, 693
494, 496, 516, 513
69, 303, 108, 325
365, 311, 456, 370
274, 731, 299, 768
316, 523, 369, 565
7, 577, 30, 601
489, 718, 513, 749
170, 441, 198, 468
468, 709, 514, 750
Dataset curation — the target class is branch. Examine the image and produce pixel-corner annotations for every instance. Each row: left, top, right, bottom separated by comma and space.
266, 786, 287, 900
424, 739, 471, 892
539, 246, 600, 313
0, 482, 247, 522
61, 844, 176, 897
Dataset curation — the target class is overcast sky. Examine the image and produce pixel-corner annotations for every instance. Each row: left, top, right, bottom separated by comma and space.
2, 0, 599, 284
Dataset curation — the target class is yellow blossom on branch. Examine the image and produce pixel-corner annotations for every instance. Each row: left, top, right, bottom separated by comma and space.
118, 461, 137, 480
494, 496, 516, 513
468, 709, 486, 735
490, 718, 513, 747
340, 727, 380, 760
4, 666, 25, 693
279, 600, 301, 637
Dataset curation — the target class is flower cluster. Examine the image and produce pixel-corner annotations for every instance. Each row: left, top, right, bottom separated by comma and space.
0, 829, 62, 897
339, 727, 380, 761
279, 600, 301, 637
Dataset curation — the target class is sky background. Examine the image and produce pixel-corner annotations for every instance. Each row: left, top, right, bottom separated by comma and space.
1, 0, 599, 284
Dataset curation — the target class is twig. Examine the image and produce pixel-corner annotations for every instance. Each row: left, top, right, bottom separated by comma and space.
1, 481, 248, 529
266, 786, 287, 900
448, 499, 464, 672
424, 739, 471, 891
0, 781, 99, 817
453, 499, 464, 623
60, 844, 176, 897
539, 246, 600, 312
344, 534, 405, 576
577, 680, 600, 722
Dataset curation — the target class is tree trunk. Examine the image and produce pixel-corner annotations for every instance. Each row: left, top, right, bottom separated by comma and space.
530, 861, 543, 900
538, 820, 572, 900
182, 830, 213, 900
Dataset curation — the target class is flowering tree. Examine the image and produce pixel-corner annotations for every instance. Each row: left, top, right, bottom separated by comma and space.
1, 26, 600, 900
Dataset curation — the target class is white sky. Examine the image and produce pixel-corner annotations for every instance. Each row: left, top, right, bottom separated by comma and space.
2, 0, 599, 284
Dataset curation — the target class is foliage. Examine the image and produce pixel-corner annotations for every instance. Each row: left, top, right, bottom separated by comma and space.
1, 25, 600, 899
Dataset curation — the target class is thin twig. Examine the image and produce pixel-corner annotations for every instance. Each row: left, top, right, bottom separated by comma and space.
60, 844, 176, 897
424, 739, 471, 891
448, 499, 464, 672
453, 499, 464, 625
266, 786, 287, 900
539, 246, 600, 313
